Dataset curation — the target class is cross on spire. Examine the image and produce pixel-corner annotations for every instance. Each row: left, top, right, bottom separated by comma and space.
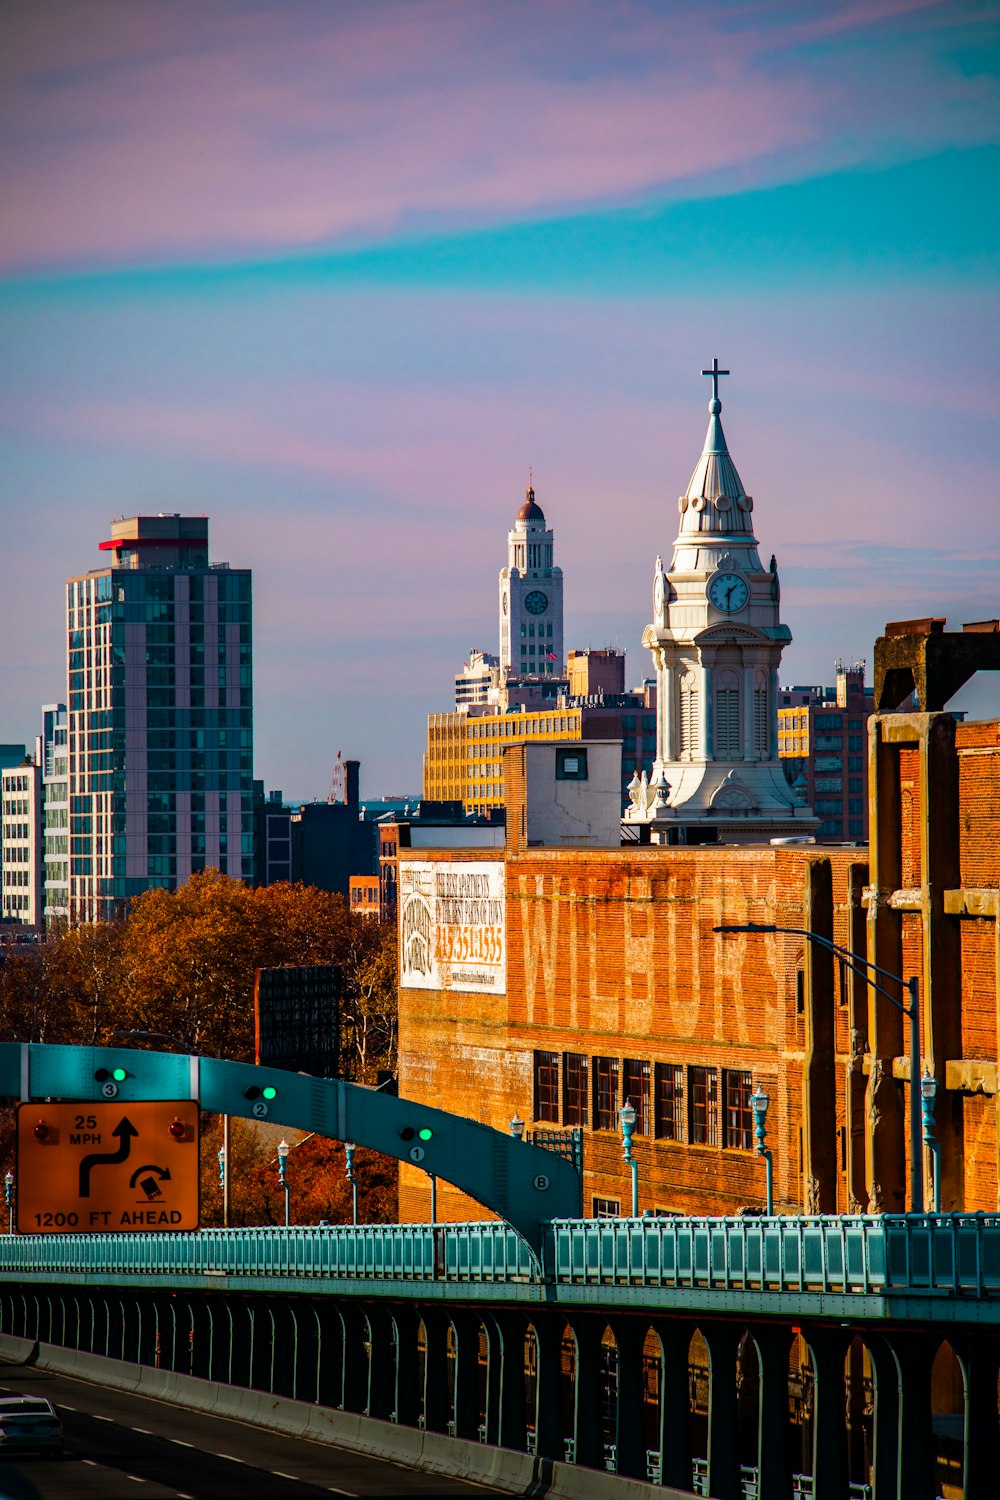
701, 357, 730, 403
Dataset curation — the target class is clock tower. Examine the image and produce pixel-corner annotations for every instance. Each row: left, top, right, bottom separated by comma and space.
626, 362, 816, 842
499, 483, 564, 678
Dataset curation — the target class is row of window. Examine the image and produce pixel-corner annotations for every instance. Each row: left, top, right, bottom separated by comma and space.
470, 716, 582, 739
532, 1051, 757, 1151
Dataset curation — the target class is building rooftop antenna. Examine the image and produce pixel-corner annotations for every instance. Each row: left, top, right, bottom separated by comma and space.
328, 751, 345, 805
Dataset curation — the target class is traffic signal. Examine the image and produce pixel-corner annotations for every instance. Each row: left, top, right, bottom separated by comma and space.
94, 1067, 128, 1083
243, 1084, 278, 1101
167, 1118, 185, 1140
399, 1125, 434, 1142
33, 1120, 50, 1141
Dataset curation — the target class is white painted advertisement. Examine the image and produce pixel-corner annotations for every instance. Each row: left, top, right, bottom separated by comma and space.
399, 861, 506, 994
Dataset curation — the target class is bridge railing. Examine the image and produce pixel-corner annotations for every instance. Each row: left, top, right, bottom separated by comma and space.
2, 1213, 999, 1296
1, 1220, 536, 1283
547, 1213, 1000, 1295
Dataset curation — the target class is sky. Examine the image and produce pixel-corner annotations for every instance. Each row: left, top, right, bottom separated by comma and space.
1, 0, 998, 799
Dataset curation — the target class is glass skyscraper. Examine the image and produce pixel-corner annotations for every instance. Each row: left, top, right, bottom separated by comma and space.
67, 515, 253, 922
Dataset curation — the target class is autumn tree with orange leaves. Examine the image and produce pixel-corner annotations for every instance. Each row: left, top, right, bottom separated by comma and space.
0, 873, 399, 1224
0, 870, 396, 1079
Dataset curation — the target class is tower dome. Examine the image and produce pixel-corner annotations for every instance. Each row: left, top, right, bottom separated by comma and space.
517, 485, 545, 523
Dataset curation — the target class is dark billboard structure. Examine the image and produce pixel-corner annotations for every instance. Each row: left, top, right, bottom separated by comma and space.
254, 964, 342, 1077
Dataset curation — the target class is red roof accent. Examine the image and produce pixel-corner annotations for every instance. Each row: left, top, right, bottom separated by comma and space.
99, 536, 206, 551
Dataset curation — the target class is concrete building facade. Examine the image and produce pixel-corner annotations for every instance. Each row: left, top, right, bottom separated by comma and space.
498, 485, 563, 678
425, 692, 657, 818
38, 703, 70, 925
0, 759, 43, 927
778, 664, 873, 842
66, 514, 253, 921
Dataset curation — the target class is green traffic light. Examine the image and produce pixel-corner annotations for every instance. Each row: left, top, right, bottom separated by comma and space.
262, 1086, 277, 1100
418, 1127, 433, 1142
112, 1068, 127, 1082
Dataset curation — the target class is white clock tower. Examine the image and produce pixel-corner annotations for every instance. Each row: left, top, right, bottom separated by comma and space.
499, 484, 564, 678
625, 362, 816, 843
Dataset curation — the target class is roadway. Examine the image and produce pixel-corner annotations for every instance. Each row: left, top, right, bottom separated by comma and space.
0, 1363, 505, 1500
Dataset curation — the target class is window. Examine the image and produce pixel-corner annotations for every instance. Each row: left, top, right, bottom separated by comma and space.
563, 1053, 589, 1126
593, 1057, 619, 1131
622, 1059, 650, 1135
715, 669, 741, 759
533, 1050, 559, 1123
724, 1070, 753, 1150
654, 1064, 684, 1141
556, 748, 588, 780
754, 669, 768, 755
688, 1066, 718, 1146
679, 671, 699, 757
592, 1197, 620, 1219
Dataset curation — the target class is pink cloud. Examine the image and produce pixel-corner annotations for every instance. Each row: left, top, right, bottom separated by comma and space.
1, 0, 993, 271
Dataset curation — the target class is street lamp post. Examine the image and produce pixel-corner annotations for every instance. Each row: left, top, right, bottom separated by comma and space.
276, 1139, 290, 1228
921, 1072, 941, 1213
344, 1141, 358, 1225
217, 1145, 226, 1190
509, 1112, 525, 1140
619, 1098, 639, 1218
749, 1085, 774, 1216
3, 1172, 13, 1234
715, 921, 923, 1214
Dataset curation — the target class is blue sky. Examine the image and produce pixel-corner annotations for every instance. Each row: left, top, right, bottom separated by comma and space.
1, 0, 998, 797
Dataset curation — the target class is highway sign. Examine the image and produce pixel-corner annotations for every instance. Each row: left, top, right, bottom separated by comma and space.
16, 1101, 199, 1234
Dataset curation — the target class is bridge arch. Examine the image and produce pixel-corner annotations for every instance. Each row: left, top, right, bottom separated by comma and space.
0, 1042, 581, 1256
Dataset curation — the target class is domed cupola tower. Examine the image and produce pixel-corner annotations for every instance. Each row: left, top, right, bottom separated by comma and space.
499, 482, 564, 677
625, 361, 816, 842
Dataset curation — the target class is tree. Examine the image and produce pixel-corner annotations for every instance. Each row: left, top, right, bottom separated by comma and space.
198, 1118, 397, 1227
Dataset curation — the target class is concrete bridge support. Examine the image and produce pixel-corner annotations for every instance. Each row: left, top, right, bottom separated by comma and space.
1, 1284, 997, 1500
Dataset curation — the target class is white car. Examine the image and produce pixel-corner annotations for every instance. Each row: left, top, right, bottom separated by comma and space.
0, 1396, 64, 1457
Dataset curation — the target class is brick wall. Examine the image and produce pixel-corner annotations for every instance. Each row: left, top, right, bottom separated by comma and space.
398, 710, 1000, 1225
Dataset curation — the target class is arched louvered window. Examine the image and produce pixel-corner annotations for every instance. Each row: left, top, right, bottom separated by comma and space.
679, 670, 699, 758
715, 668, 741, 759
754, 669, 769, 756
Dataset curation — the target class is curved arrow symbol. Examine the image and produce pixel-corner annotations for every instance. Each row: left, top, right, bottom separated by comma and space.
79, 1117, 139, 1196
128, 1164, 172, 1189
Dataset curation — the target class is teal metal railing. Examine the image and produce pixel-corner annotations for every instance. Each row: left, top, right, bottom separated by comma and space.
2, 1213, 999, 1298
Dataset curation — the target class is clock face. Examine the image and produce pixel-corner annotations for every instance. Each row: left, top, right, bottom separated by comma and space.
524, 590, 548, 616
709, 573, 749, 612
502, 593, 508, 615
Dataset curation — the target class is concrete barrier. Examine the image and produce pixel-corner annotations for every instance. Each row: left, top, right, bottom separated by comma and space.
0, 1334, 701, 1499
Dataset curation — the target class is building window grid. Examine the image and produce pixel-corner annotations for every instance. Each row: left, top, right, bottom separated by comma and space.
562, 1053, 589, 1127
533, 1049, 560, 1124
723, 1070, 754, 1151
593, 1056, 620, 1131
622, 1058, 651, 1135
688, 1066, 719, 1147
654, 1063, 685, 1141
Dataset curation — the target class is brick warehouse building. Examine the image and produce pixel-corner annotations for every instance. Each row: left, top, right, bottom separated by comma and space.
396, 621, 1000, 1225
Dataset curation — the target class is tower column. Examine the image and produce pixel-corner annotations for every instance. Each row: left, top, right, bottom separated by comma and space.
742, 662, 755, 761
700, 658, 713, 760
